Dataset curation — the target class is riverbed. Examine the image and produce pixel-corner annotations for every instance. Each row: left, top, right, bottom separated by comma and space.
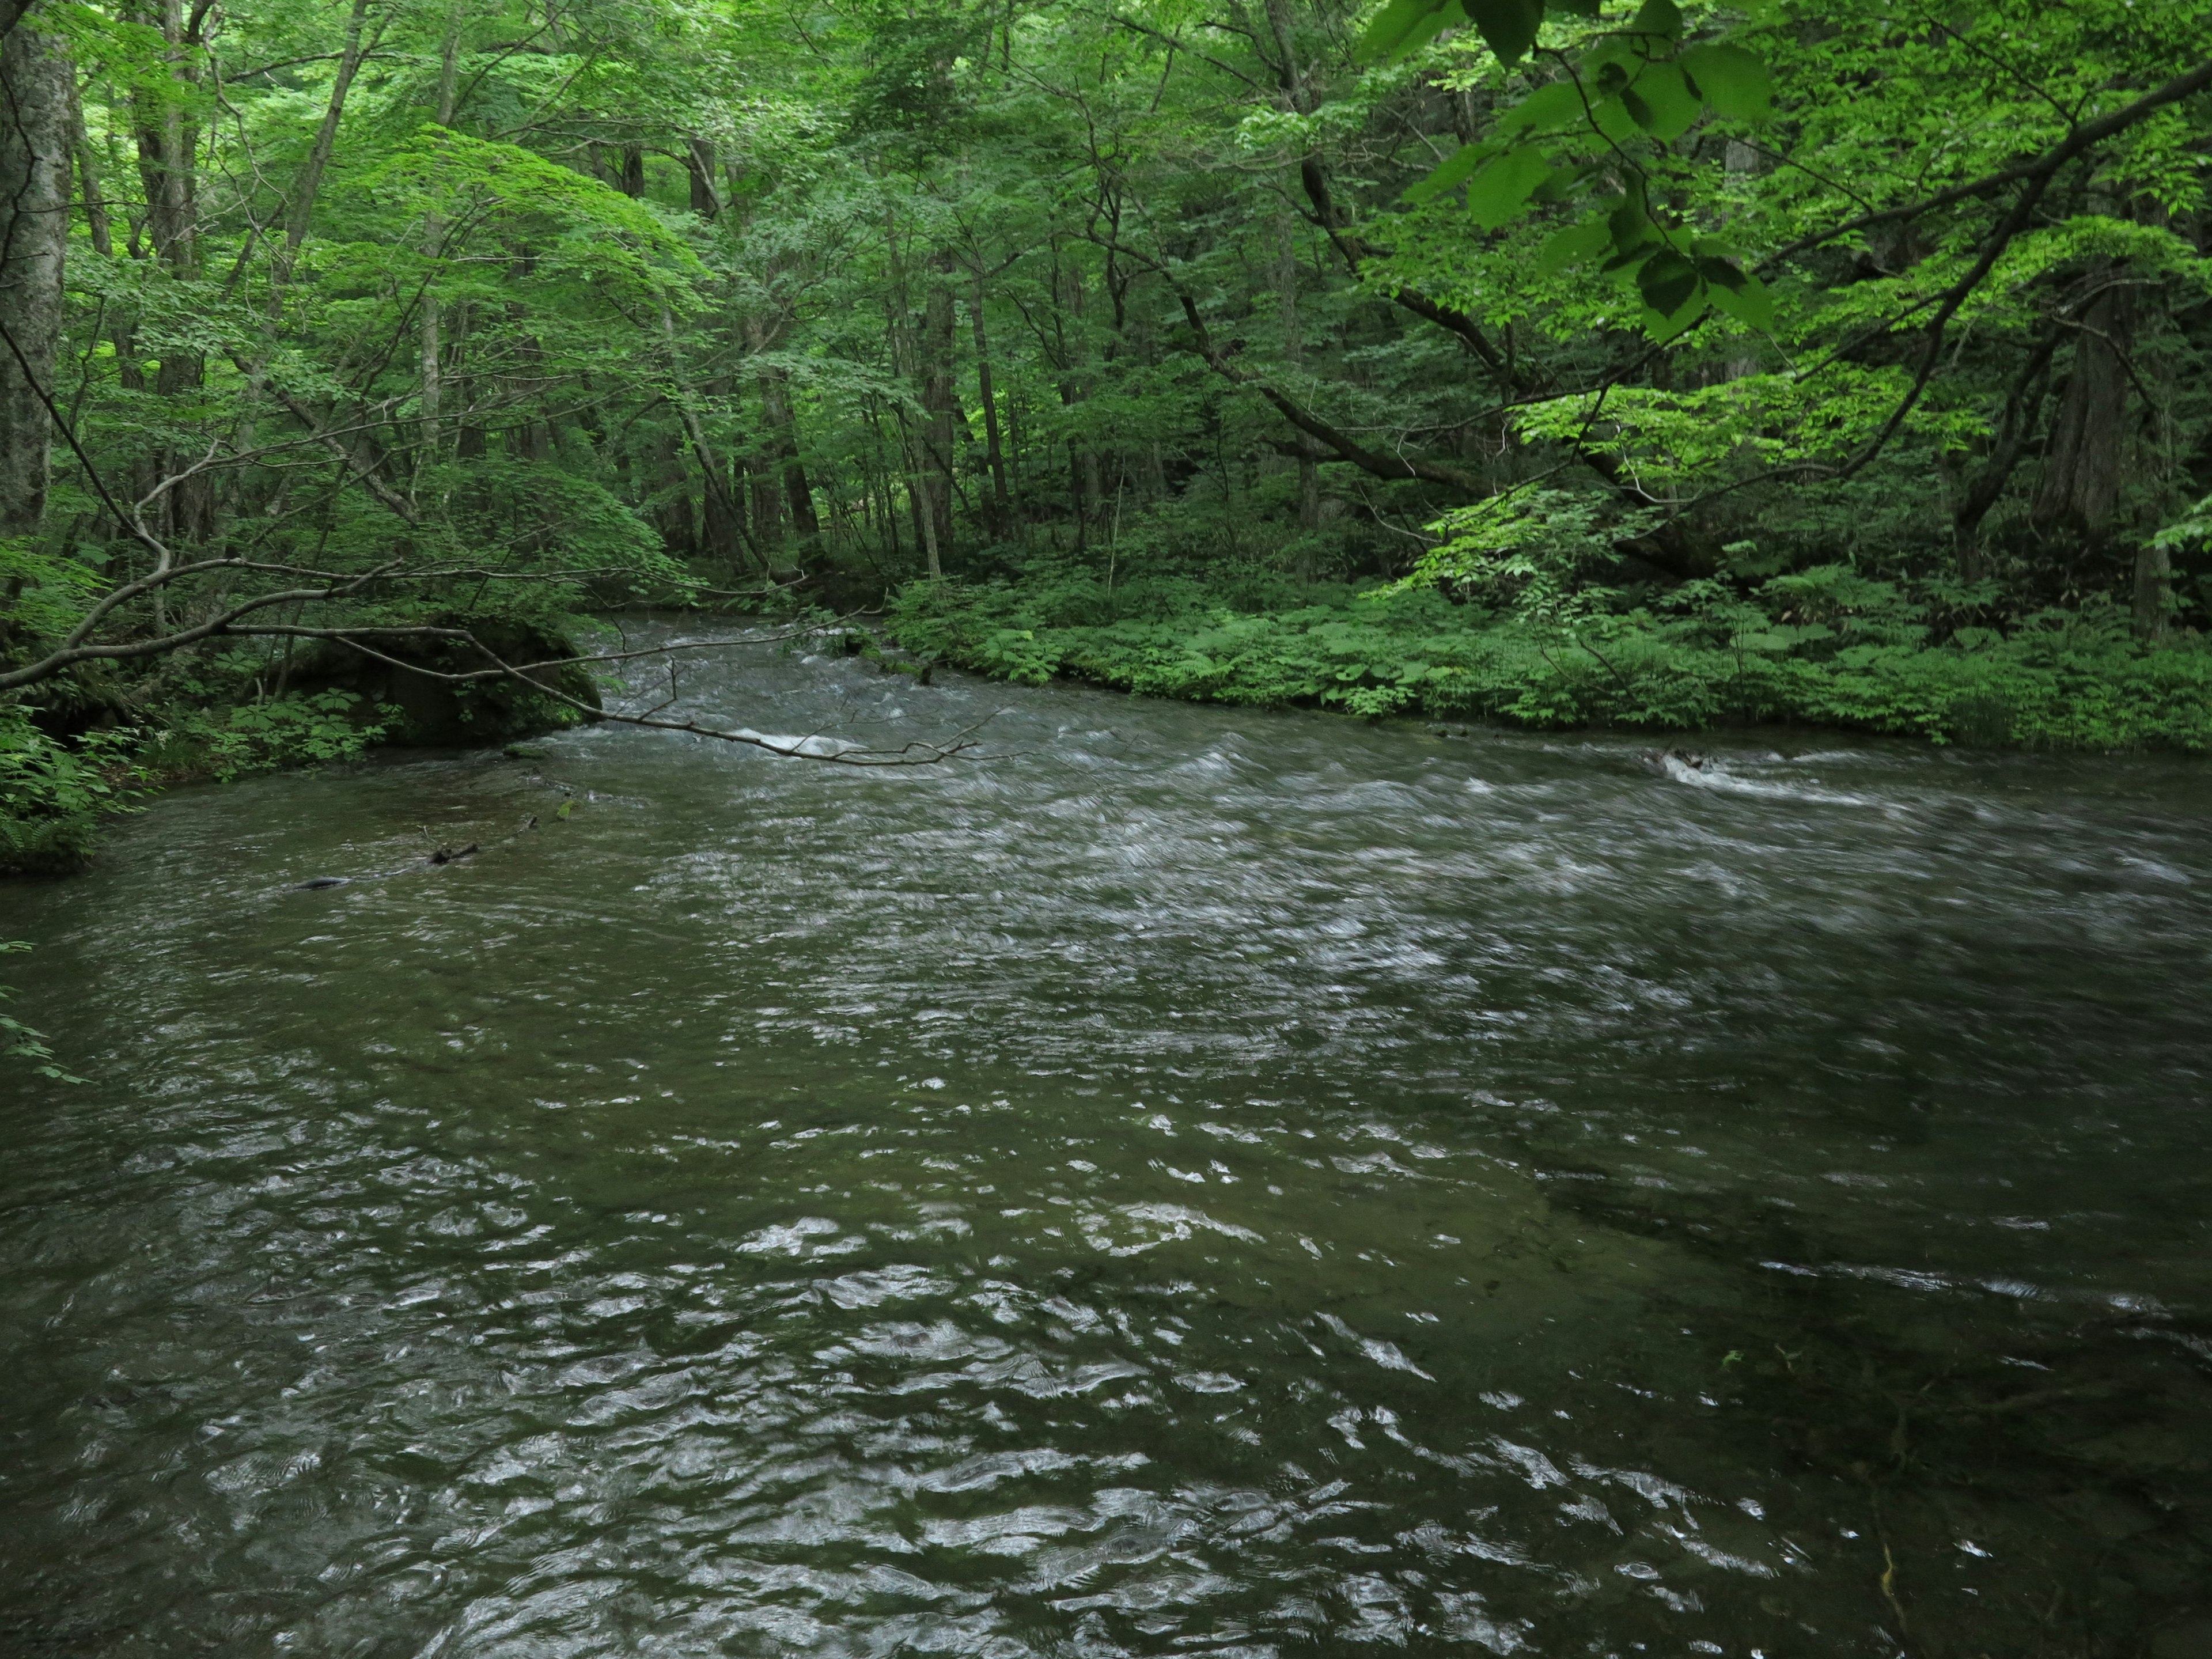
3, 622, 2207, 1657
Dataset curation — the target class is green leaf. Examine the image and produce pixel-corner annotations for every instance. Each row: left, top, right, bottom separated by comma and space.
1463, 0, 1545, 63
1393, 4, 1464, 57
1536, 214, 1613, 273
1464, 142, 1554, 229
1406, 141, 1497, 203
1607, 195, 1660, 260
1680, 42, 1774, 122
1355, 0, 1460, 65
1643, 291, 1709, 339
1529, 162, 1586, 203
1498, 78, 1588, 135
1702, 262, 1776, 329
1628, 0, 1683, 38
1635, 246, 1699, 317
1626, 60, 1701, 141
1589, 93, 1641, 142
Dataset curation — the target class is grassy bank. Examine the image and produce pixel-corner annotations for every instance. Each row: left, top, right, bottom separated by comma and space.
0, 624, 600, 880
883, 561, 2212, 752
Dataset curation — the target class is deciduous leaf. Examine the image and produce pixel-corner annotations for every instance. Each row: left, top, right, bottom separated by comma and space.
1499, 78, 1588, 135
1463, 0, 1545, 64
1354, 0, 1460, 65
1643, 292, 1709, 339
1607, 195, 1661, 262
1465, 143, 1554, 229
1628, 0, 1682, 39
1406, 141, 1497, 203
1625, 60, 1700, 141
1635, 246, 1699, 317
1680, 43, 1774, 122
1537, 214, 1613, 273
1700, 259, 1776, 329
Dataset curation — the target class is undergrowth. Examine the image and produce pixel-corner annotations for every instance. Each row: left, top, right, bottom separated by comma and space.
884, 559, 2212, 750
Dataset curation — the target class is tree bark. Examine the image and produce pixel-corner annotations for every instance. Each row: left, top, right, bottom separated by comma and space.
684, 138, 719, 218
1950, 323, 2061, 579
2031, 271, 2132, 541
922, 247, 958, 559
968, 263, 1010, 537
1276, 203, 1318, 532
128, 0, 211, 545
760, 366, 818, 545
0, 22, 69, 539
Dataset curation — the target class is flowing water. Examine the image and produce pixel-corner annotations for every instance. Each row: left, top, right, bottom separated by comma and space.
3, 622, 2209, 1658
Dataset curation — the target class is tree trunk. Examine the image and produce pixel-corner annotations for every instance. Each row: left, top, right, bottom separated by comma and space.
968, 264, 1010, 538
1276, 203, 1319, 533
684, 138, 719, 218
2032, 272, 2132, 541
922, 247, 957, 560
1950, 323, 2062, 580
2133, 539, 2172, 639
130, 0, 211, 545
660, 304, 745, 568
761, 366, 818, 546
0, 23, 70, 539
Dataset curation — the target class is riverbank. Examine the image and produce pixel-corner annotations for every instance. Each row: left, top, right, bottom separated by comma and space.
882, 564, 2212, 752
0, 620, 603, 878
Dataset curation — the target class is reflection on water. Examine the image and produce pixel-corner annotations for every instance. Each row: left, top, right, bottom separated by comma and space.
2, 622, 2208, 1657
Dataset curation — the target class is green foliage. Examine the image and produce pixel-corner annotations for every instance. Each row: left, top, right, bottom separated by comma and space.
1384, 0, 1780, 336
164, 691, 392, 783
0, 706, 141, 876
889, 565, 2212, 751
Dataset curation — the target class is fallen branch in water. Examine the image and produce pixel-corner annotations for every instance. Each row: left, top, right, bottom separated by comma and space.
237, 622, 995, 765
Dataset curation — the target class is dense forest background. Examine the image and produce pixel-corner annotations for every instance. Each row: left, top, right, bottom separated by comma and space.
2, 0, 2211, 882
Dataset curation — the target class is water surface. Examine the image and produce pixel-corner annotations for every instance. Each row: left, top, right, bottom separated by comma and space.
3, 624, 2208, 1657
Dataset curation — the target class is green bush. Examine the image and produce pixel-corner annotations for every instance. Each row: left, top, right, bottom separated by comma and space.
162, 690, 396, 783
0, 707, 141, 876
885, 565, 2212, 751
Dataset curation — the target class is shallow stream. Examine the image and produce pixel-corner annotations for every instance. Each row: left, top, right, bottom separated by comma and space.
3, 622, 2209, 1657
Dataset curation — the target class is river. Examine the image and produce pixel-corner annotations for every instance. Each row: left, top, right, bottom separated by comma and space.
2, 620, 2208, 1657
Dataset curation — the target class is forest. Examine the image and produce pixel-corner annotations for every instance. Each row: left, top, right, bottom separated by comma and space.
0, 0, 2209, 876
